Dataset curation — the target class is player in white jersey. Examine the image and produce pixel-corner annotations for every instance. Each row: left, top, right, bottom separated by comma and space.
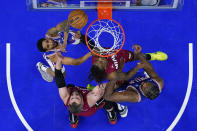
36, 20, 92, 82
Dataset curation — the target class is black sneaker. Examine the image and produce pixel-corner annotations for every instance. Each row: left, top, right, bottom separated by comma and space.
69, 112, 79, 128
106, 110, 117, 125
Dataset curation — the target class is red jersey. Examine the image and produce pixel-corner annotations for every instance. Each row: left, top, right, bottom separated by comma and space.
92, 50, 134, 75
65, 86, 104, 117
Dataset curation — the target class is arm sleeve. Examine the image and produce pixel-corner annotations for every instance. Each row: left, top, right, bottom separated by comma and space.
55, 69, 66, 88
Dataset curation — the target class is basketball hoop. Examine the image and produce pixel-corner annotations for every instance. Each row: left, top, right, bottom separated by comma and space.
85, 0, 125, 57
85, 19, 125, 57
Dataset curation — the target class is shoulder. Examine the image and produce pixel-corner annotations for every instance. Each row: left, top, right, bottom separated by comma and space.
127, 86, 141, 102
152, 77, 164, 91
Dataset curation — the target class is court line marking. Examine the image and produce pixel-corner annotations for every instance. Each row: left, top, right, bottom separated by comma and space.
6, 43, 33, 131
166, 43, 193, 131
173, 0, 179, 8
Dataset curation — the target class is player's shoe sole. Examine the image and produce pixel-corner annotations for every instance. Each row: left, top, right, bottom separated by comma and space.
107, 110, 117, 125
146, 51, 168, 61
69, 113, 79, 128
36, 62, 53, 82
117, 104, 128, 118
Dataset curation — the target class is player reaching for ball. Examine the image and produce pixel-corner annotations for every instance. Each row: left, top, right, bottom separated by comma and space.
38, 9, 92, 53
36, 9, 95, 82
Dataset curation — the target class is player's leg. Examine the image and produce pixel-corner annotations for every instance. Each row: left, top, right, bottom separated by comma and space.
145, 51, 168, 61
121, 50, 167, 62
46, 68, 55, 77
37, 54, 66, 82
103, 101, 128, 123
131, 44, 168, 61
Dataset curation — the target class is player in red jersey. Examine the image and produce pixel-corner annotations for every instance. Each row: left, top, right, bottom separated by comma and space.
88, 44, 168, 83
54, 52, 128, 128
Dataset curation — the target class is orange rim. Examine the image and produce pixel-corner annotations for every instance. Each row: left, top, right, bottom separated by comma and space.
85, 19, 125, 58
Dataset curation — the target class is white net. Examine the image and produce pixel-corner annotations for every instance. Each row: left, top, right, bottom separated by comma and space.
86, 19, 125, 56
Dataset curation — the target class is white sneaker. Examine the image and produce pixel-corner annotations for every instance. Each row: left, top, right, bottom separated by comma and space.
36, 62, 53, 82
117, 103, 128, 118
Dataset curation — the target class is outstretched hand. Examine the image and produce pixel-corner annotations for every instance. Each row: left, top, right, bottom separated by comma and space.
132, 44, 142, 54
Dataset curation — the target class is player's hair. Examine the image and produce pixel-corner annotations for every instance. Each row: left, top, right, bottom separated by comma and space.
143, 83, 160, 100
88, 65, 106, 83
37, 38, 47, 52
68, 102, 83, 114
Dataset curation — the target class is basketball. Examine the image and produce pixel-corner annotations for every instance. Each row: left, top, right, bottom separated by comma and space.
68, 9, 88, 29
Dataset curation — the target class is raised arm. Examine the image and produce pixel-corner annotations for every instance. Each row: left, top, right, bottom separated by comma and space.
62, 52, 92, 66
55, 52, 69, 104
103, 81, 139, 102
61, 32, 68, 50
131, 44, 163, 89
60, 20, 70, 51
107, 64, 142, 81
48, 52, 92, 65
137, 53, 164, 90
46, 20, 69, 38
56, 20, 70, 33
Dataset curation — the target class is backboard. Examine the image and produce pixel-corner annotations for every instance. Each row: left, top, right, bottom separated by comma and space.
27, 0, 184, 10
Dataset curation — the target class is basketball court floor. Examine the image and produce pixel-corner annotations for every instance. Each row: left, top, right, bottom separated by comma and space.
0, 0, 197, 131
